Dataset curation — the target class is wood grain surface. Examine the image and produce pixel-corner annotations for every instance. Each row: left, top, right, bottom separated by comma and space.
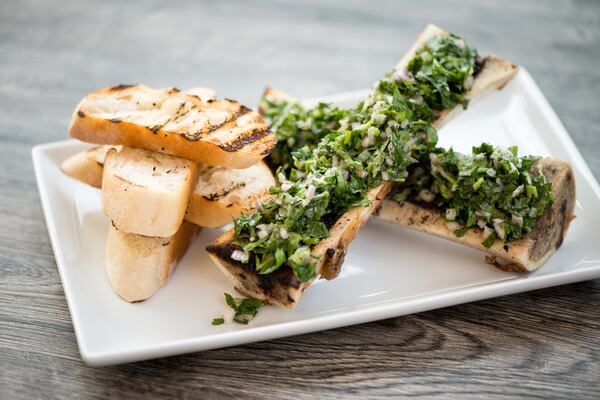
1, 0, 599, 398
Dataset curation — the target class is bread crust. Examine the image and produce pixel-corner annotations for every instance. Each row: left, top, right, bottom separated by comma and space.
375, 158, 576, 272
206, 24, 519, 307
68, 85, 276, 168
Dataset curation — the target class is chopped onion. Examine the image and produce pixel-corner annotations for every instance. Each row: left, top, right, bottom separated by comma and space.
477, 218, 486, 229
445, 208, 457, 221
512, 214, 523, 226
373, 101, 386, 111
482, 226, 493, 240
492, 219, 506, 240
306, 184, 316, 200
512, 185, 524, 198
446, 221, 461, 232
464, 75, 474, 90
381, 171, 389, 181
372, 112, 386, 124
419, 189, 435, 202
231, 250, 249, 263
279, 227, 288, 239
358, 150, 370, 162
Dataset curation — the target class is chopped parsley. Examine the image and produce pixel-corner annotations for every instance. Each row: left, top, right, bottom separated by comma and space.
211, 317, 225, 325
224, 293, 263, 325
405, 33, 477, 111
235, 34, 478, 281
261, 99, 348, 173
394, 144, 554, 248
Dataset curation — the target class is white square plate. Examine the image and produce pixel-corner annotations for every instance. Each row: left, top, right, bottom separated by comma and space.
33, 69, 600, 366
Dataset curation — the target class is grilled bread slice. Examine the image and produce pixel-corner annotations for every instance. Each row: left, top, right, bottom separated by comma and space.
106, 221, 197, 302
69, 85, 276, 168
61, 146, 275, 228
102, 147, 198, 237
375, 158, 576, 272
60, 145, 121, 188
187, 162, 275, 228
206, 24, 519, 308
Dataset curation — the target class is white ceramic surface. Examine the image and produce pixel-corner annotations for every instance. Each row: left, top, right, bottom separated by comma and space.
32, 69, 600, 366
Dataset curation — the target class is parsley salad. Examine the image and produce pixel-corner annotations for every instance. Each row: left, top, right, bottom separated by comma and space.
233, 33, 552, 284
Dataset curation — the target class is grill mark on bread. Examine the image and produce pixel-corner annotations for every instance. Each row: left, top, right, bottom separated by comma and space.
108, 118, 122, 123
148, 125, 163, 134
179, 104, 253, 141
110, 84, 135, 91
114, 174, 147, 189
207, 105, 252, 134
218, 127, 272, 152
202, 182, 246, 201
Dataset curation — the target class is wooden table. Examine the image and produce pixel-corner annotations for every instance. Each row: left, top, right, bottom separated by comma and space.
2, 0, 599, 398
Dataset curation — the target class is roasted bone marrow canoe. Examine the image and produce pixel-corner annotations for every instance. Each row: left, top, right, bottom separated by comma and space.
375, 144, 575, 272
207, 25, 519, 308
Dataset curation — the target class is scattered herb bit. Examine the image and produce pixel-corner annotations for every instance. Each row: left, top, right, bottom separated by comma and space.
211, 317, 225, 326
224, 293, 263, 325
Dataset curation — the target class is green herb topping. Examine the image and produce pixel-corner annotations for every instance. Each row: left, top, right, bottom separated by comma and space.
262, 33, 478, 173
261, 100, 348, 173
235, 34, 478, 281
394, 144, 554, 248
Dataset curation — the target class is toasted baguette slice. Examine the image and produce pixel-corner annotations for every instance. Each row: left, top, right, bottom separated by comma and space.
69, 85, 276, 168
102, 147, 198, 237
60, 145, 121, 188
206, 24, 519, 308
187, 162, 276, 228
61, 146, 275, 228
258, 87, 296, 114
375, 158, 576, 272
106, 221, 197, 302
